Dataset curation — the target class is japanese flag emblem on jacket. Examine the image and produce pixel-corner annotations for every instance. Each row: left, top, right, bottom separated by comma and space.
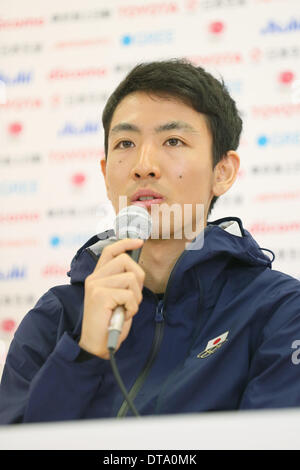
197, 331, 229, 359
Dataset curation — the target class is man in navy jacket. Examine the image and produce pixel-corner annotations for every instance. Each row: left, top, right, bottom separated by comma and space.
1, 59, 300, 423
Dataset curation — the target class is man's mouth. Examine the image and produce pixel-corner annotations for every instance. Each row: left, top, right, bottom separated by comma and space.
131, 197, 164, 208
130, 188, 164, 207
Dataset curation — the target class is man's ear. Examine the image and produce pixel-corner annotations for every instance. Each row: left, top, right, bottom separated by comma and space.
100, 158, 106, 178
101, 157, 113, 201
212, 150, 240, 197
100, 158, 109, 192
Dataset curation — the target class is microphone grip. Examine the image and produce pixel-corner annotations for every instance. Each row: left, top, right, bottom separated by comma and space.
126, 246, 143, 263
107, 245, 143, 352
107, 305, 125, 351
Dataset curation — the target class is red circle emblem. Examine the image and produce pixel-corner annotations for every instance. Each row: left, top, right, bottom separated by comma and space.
72, 173, 86, 186
9, 122, 23, 135
213, 338, 221, 345
279, 71, 294, 84
209, 22, 224, 34
1, 319, 16, 332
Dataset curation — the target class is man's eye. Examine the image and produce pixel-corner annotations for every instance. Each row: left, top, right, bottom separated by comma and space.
165, 138, 184, 146
115, 140, 134, 149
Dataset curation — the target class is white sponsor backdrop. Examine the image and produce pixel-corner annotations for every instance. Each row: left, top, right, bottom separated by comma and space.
1, 0, 300, 376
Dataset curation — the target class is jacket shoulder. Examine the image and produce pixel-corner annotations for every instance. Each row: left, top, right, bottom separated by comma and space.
0, 285, 84, 423
256, 268, 300, 336
14, 284, 84, 367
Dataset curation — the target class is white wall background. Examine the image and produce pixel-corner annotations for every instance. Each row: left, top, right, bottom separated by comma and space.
1, 0, 300, 377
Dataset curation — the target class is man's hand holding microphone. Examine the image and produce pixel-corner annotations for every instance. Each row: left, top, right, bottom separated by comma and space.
79, 237, 145, 360
78, 205, 152, 360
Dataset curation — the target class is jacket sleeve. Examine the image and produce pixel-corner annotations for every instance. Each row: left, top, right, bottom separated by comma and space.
239, 286, 300, 409
0, 290, 109, 424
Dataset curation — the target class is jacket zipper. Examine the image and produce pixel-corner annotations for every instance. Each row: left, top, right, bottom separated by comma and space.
116, 299, 165, 417
116, 249, 188, 418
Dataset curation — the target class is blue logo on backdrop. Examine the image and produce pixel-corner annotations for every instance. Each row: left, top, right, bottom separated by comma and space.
121, 30, 173, 46
0, 266, 27, 281
260, 18, 300, 34
50, 233, 92, 248
58, 121, 99, 137
257, 132, 300, 147
50, 236, 60, 247
0, 181, 38, 196
224, 80, 243, 94
0, 71, 33, 85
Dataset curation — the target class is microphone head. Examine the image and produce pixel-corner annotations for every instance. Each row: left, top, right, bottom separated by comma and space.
114, 205, 152, 240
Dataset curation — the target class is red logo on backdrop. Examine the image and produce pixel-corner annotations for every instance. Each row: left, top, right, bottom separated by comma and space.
250, 47, 263, 63
0, 17, 44, 30
8, 122, 23, 136
209, 21, 225, 35
71, 173, 86, 186
1, 319, 16, 333
279, 71, 294, 85
237, 169, 245, 179
50, 94, 61, 107
184, 0, 198, 12
48, 68, 107, 80
42, 264, 68, 277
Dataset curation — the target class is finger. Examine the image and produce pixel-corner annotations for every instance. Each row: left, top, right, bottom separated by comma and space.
103, 287, 139, 320
96, 238, 144, 269
90, 272, 143, 304
94, 252, 146, 288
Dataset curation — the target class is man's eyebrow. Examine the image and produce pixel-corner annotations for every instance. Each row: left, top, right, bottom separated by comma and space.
110, 121, 198, 135
154, 121, 198, 133
110, 122, 140, 134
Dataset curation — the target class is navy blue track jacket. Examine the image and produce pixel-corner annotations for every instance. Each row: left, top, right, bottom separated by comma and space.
1, 216, 300, 424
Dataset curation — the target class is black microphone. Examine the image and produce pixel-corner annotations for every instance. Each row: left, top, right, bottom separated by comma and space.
107, 205, 152, 351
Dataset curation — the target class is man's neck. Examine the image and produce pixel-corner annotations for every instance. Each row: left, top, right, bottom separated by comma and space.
137, 217, 208, 294
138, 237, 190, 294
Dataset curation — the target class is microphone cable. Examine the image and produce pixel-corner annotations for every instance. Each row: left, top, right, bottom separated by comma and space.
108, 347, 140, 418
107, 205, 152, 419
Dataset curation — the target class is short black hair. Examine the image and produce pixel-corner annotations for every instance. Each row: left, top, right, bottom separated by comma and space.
102, 58, 243, 216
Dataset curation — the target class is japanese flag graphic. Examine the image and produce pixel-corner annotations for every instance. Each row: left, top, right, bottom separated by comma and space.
206, 331, 229, 350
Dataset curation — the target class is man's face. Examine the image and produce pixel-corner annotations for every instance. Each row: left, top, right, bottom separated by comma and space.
101, 91, 219, 240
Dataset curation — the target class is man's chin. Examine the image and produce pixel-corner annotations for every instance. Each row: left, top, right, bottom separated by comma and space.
149, 219, 205, 242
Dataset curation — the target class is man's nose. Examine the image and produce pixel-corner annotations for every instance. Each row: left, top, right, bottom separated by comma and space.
130, 144, 161, 180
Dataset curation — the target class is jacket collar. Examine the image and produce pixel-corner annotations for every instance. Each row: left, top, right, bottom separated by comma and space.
67, 217, 274, 305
